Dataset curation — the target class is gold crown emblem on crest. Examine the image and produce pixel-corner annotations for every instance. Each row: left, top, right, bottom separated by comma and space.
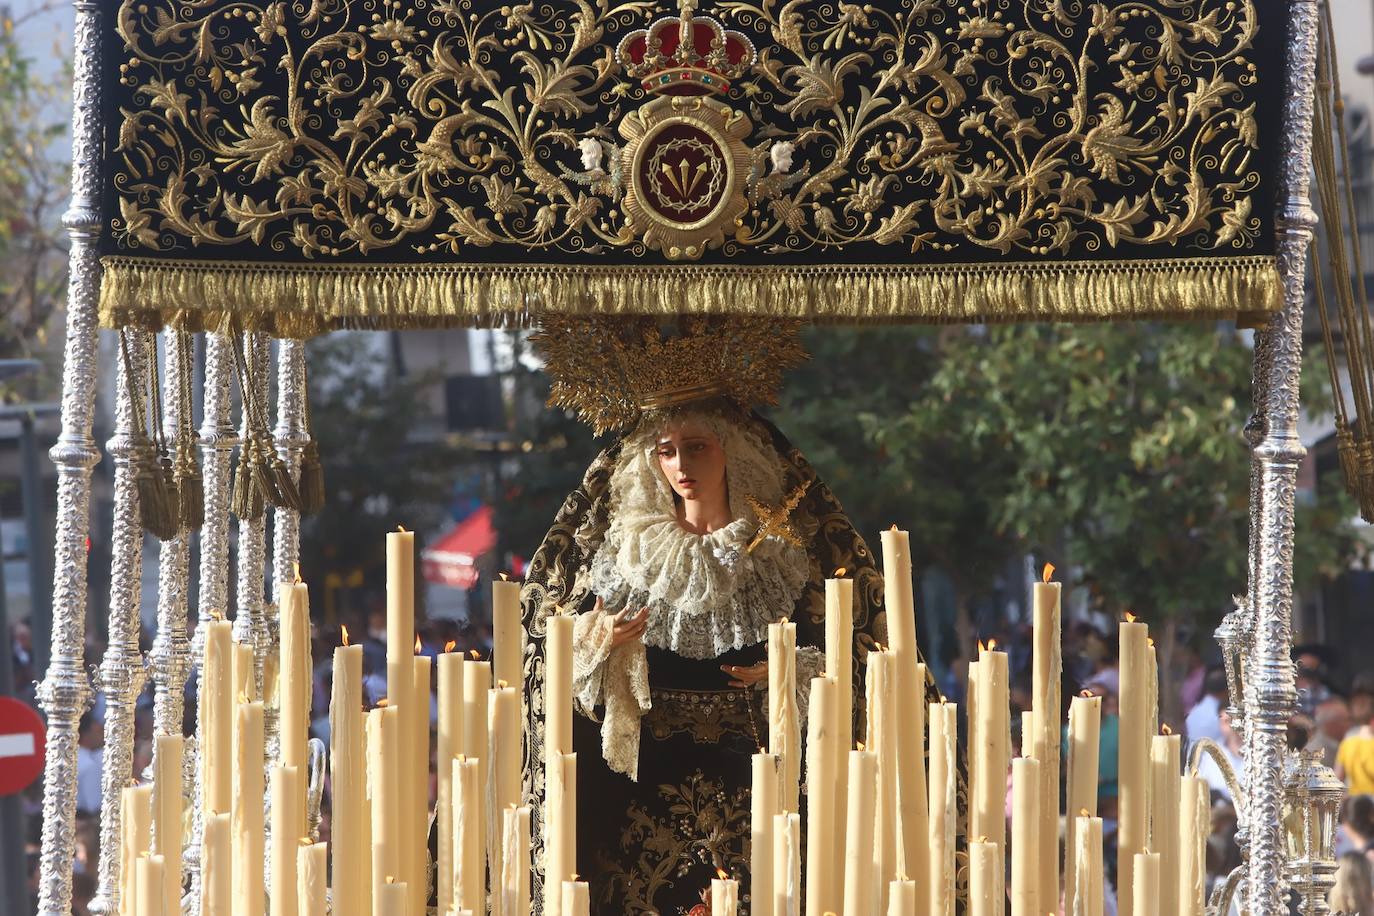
531, 316, 807, 435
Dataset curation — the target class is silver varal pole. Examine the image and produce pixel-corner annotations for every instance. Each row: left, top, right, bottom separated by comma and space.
89, 330, 151, 916
34, 0, 104, 909
233, 332, 272, 706
1247, 0, 1320, 909
272, 338, 306, 595
186, 330, 238, 908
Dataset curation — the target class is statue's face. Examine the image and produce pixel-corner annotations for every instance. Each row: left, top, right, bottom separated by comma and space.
654, 420, 727, 503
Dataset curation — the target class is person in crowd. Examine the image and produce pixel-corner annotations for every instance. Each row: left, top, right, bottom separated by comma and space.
1352, 673, 1374, 735
1197, 710, 1245, 800
1339, 705, 1374, 795
1336, 794, 1374, 859
1185, 667, 1228, 747
1295, 648, 1334, 717
75, 712, 104, 816
1309, 696, 1352, 770
1331, 851, 1374, 914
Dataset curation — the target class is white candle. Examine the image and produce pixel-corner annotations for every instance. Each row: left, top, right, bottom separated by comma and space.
202, 620, 234, 817
880, 528, 929, 901
867, 651, 898, 912
1150, 732, 1182, 913
152, 734, 183, 916
1073, 815, 1104, 916
203, 812, 231, 916
453, 756, 483, 916
927, 702, 957, 916
231, 641, 255, 702
752, 752, 779, 916
887, 879, 918, 916
1132, 851, 1160, 916
386, 528, 417, 904
463, 658, 491, 901
973, 645, 1009, 854
711, 876, 739, 916
233, 701, 265, 916
270, 766, 301, 916
1031, 573, 1062, 907
135, 854, 166, 916
500, 806, 531, 916
969, 839, 1003, 916
490, 681, 522, 912
279, 581, 312, 797
1010, 757, 1040, 916
492, 578, 523, 691
562, 880, 591, 916
773, 811, 801, 916
437, 648, 464, 915
330, 641, 365, 916
297, 841, 327, 916
843, 749, 878, 916
1118, 618, 1150, 916
379, 879, 407, 916
768, 621, 800, 814
805, 676, 838, 916
1179, 776, 1209, 916
1064, 694, 1102, 916
544, 615, 574, 916
120, 785, 153, 916
824, 575, 854, 894
368, 705, 401, 916
410, 653, 432, 916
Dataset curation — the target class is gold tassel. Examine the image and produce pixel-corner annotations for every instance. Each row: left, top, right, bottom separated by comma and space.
137, 445, 181, 541
299, 440, 325, 515
174, 439, 204, 529
232, 441, 264, 522
268, 451, 302, 511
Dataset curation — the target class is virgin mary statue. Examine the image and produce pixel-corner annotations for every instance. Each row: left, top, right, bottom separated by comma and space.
517, 317, 940, 916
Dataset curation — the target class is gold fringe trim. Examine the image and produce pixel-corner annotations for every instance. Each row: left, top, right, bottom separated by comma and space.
98, 255, 1281, 334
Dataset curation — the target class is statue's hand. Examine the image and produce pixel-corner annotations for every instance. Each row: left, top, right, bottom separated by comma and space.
721, 661, 768, 689
603, 597, 649, 648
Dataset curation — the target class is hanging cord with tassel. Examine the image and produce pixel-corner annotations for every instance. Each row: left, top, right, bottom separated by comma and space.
121, 329, 180, 540
1312, 5, 1374, 520
173, 331, 204, 529
229, 333, 302, 519
297, 352, 325, 516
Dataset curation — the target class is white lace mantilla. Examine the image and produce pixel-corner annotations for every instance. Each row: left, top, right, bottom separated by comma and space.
587, 413, 809, 659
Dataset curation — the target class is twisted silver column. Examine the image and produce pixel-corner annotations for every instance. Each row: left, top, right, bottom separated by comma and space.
35, 0, 104, 910
89, 331, 151, 916
150, 332, 193, 739
1247, 0, 1320, 906
186, 331, 238, 909
272, 339, 307, 596
233, 332, 272, 701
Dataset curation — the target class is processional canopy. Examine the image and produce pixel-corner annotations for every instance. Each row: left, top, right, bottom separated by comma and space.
99, 0, 1283, 332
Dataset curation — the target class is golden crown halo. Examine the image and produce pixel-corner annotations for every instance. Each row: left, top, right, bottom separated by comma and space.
531, 316, 807, 435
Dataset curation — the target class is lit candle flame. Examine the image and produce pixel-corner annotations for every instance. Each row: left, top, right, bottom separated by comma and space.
1148, 637, 1155, 648
300, 837, 313, 846
497, 679, 508, 689
975, 837, 987, 844
341, 625, 350, 647
500, 572, 509, 582
470, 649, 481, 660
1042, 562, 1055, 583
377, 698, 390, 708
293, 561, 302, 584
415, 635, 423, 654
1080, 808, 1090, 817
397, 524, 407, 533
856, 742, 865, 751
833, 567, 848, 577
716, 868, 729, 880
445, 640, 457, 653
889, 523, 899, 531
1162, 723, 1173, 735
1080, 689, 1093, 698
988, 638, 998, 651
386, 876, 396, 884
978, 639, 987, 653
1125, 611, 1137, 623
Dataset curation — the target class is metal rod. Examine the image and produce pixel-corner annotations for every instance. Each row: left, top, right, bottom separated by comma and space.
34, 0, 104, 907
1247, 0, 1321, 906
186, 330, 237, 911
150, 332, 192, 740
272, 338, 307, 598
88, 330, 150, 916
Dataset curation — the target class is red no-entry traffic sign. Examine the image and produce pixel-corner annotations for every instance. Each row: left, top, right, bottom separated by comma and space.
0, 696, 45, 796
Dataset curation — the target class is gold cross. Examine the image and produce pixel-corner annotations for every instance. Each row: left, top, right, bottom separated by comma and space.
745, 479, 812, 554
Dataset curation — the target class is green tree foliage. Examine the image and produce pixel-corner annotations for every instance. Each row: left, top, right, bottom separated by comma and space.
780, 322, 1359, 638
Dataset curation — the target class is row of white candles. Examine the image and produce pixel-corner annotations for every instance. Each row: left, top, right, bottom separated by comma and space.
110, 525, 1209, 916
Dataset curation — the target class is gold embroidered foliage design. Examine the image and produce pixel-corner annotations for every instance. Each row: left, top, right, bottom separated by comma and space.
110, 0, 1263, 260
